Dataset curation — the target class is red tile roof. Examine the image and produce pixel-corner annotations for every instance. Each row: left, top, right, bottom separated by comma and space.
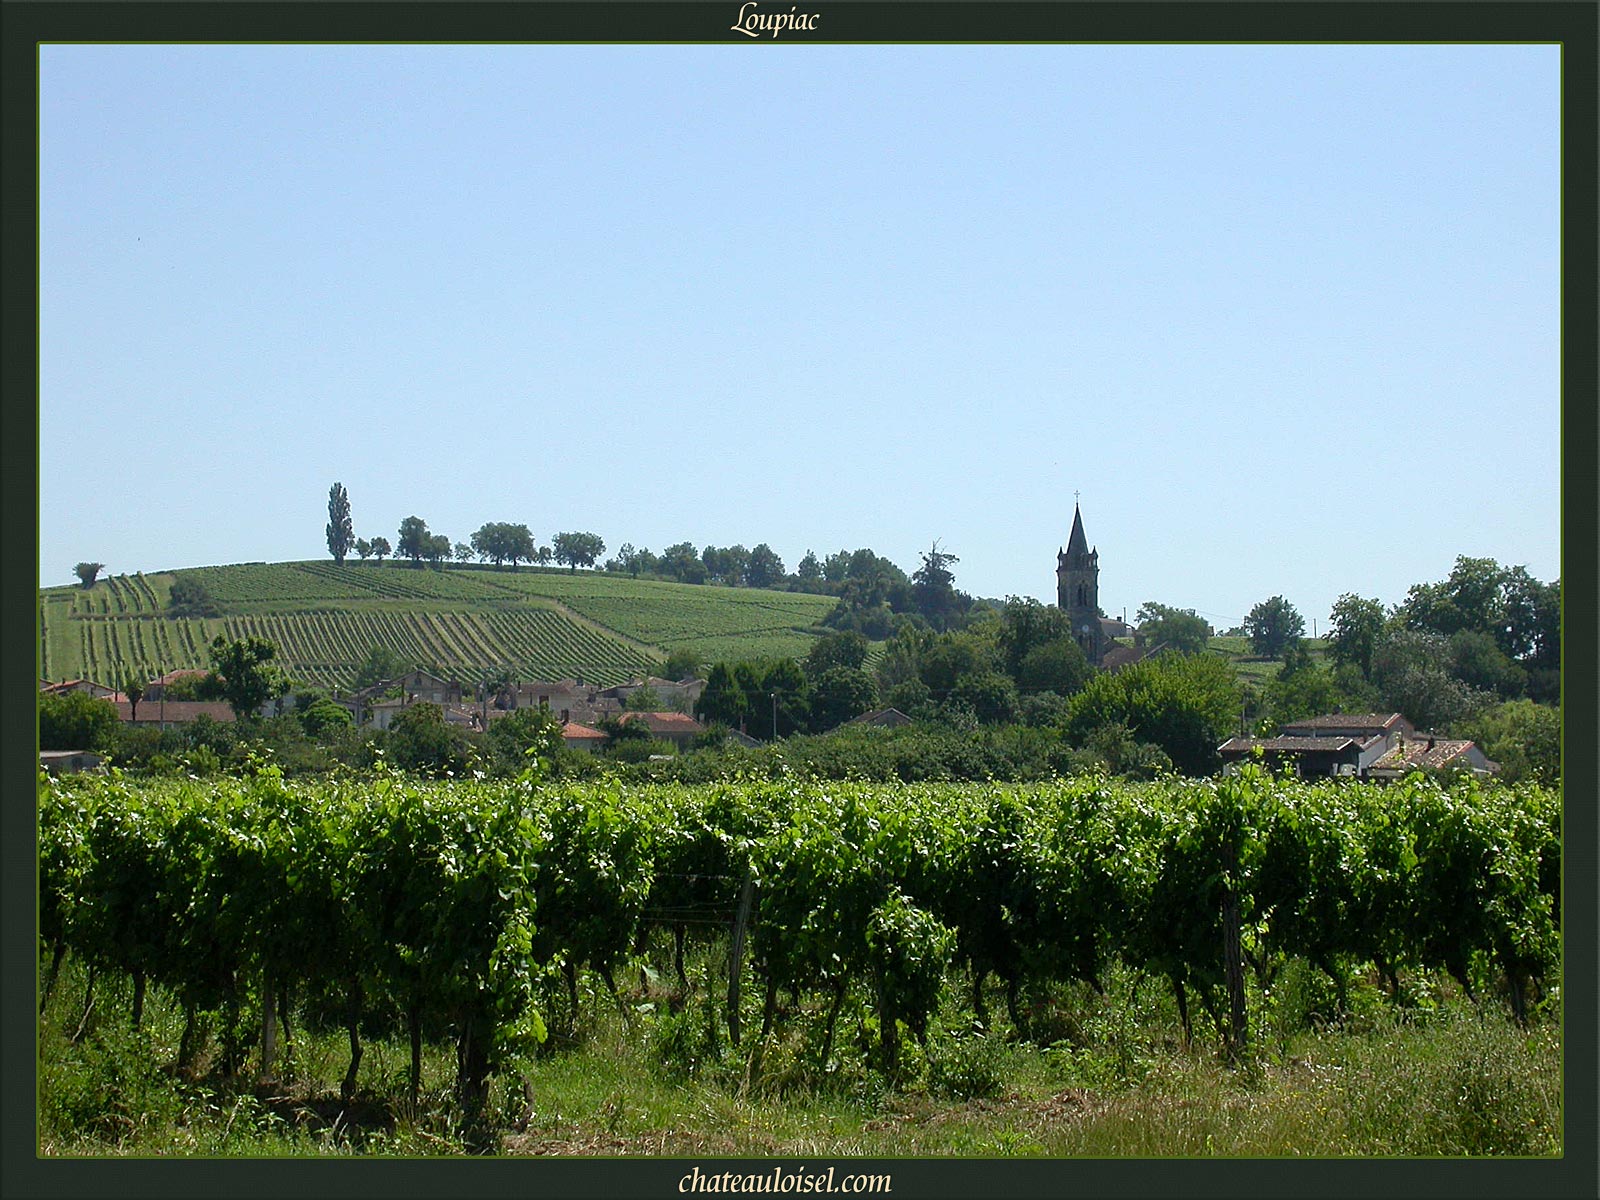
1220, 736, 1363, 754
1368, 739, 1485, 772
560, 722, 609, 741
620, 712, 705, 733
1280, 713, 1408, 733
114, 700, 236, 723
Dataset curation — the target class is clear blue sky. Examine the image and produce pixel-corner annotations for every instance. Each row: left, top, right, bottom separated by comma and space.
39, 44, 1560, 631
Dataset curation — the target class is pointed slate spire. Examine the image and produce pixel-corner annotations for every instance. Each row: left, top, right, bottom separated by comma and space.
1066, 503, 1090, 557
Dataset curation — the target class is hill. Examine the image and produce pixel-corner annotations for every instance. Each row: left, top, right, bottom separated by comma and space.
39, 561, 839, 691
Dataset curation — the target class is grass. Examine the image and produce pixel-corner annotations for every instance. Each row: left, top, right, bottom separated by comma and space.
38, 948, 1561, 1160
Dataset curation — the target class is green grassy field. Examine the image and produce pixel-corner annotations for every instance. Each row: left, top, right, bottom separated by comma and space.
39, 562, 837, 691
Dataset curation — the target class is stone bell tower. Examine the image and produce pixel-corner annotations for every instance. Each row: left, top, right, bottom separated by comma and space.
1056, 501, 1103, 666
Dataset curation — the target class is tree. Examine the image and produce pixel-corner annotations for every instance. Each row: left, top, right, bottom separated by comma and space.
166, 576, 219, 618
1370, 628, 1491, 731
1454, 699, 1560, 785
797, 550, 823, 585
701, 544, 750, 585
1396, 556, 1558, 666
355, 538, 373, 563
624, 685, 663, 712
208, 635, 291, 720
1447, 629, 1526, 700
612, 543, 656, 579
805, 630, 870, 678
388, 702, 474, 776
397, 516, 430, 567
370, 536, 391, 565
757, 659, 810, 739
658, 542, 708, 584
1261, 661, 1345, 728
299, 697, 354, 737
326, 482, 354, 565
1015, 638, 1093, 697
552, 531, 605, 573
1134, 602, 1211, 656
917, 631, 997, 701
809, 666, 879, 731
39, 691, 120, 751
121, 668, 148, 722
694, 663, 748, 728
661, 647, 703, 681
911, 541, 964, 631
486, 705, 563, 775
454, 541, 475, 563
950, 671, 1020, 725
354, 644, 409, 690
472, 522, 536, 570
423, 533, 452, 568
745, 543, 785, 589
73, 562, 105, 589
1065, 651, 1240, 775
1327, 593, 1386, 678
1243, 595, 1305, 659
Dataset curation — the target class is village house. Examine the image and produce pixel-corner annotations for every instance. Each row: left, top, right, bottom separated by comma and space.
617, 711, 707, 749
598, 675, 707, 713
143, 668, 211, 700
559, 721, 610, 753
1218, 712, 1497, 780
40, 678, 122, 700
39, 750, 105, 775
111, 699, 238, 728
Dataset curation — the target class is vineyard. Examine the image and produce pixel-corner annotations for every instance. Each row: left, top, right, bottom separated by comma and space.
39, 562, 838, 690
37, 768, 1561, 1153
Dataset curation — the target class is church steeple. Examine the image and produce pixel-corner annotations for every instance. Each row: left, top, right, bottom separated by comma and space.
1056, 501, 1103, 665
1065, 503, 1090, 558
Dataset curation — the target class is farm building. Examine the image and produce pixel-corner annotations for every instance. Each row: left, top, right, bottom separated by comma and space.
844, 708, 914, 729
40, 678, 122, 700
39, 750, 104, 775
559, 721, 610, 753
143, 668, 212, 700
1219, 712, 1497, 780
111, 700, 237, 728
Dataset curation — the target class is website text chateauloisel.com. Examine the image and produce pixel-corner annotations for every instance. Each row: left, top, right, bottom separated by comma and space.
678, 1165, 892, 1194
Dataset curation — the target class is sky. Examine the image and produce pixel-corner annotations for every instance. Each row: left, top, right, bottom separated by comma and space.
38, 43, 1561, 632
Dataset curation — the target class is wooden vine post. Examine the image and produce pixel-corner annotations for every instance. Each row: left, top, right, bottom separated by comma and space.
726, 866, 755, 1048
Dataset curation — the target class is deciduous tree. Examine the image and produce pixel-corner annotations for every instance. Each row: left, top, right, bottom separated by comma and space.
552, 531, 605, 573
1066, 651, 1239, 775
208, 635, 291, 720
38, 690, 120, 750
744, 543, 785, 589
74, 562, 105, 589
1244, 595, 1305, 659
808, 666, 879, 731
397, 516, 430, 566
1327, 593, 1386, 678
1134, 602, 1211, 656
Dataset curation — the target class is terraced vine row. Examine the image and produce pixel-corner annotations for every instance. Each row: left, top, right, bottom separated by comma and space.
42, 561, 833, 692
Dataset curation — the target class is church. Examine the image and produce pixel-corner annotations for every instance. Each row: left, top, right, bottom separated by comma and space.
1056, 503, 1140, 670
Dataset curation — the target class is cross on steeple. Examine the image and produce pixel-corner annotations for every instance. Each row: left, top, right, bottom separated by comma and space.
1074, 490, 1080, 503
